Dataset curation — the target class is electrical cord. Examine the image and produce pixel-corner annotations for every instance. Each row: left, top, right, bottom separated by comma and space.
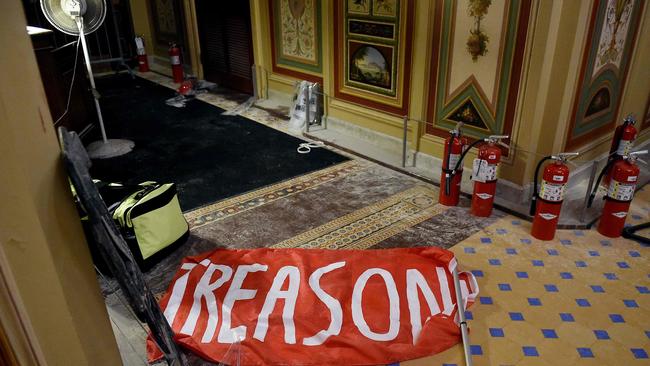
53, 37, 81, 126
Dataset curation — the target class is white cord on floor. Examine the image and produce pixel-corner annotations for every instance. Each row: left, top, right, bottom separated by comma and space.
297, 141, 325, 154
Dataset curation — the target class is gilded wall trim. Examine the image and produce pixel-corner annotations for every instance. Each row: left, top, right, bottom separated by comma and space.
425, 0, 531, 142
565, 0, 643, 150
269, 0, 323, 82
334, 0, 414, 115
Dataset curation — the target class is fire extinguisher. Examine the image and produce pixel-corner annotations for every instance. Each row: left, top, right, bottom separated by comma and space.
470, 135, 509, 217
439, 123, 468, 206
603, 115, 637, 185
169, 43, 184, 83
135, 36, 149, 72
529, 152, 579, 240
590, 150, 647, 238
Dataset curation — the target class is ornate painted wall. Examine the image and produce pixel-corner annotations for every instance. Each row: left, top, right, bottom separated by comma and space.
269, 0, 323, 82
426, 0, 531, 141
334, 0, 413, 115
565, 0, 643, 149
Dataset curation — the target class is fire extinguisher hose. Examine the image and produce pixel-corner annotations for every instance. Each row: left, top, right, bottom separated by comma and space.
529, 156, 553, 216
444, 135, 455, 196
452, 138, 485, 173
587, 158, 616, 208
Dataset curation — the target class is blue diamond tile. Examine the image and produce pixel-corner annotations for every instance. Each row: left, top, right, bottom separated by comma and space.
645, 330, 650, 339
520, 238, 532, 244
532, 260, 544, 267
574, 230, 585, 236
545, 284, 559, 292
506, 248, 518, 255
528, 298, 542, 306
589, 250, 600, 257
617, 261, 630, 269
560, 272, 573, 279
632, 214, 642, 220
576, 298, 591, 307
512, 220, 521, 225
547, 249, 559, 256
604, 273, 618, 280
636, 286, 649, 294
600, 240, 611, 246
632, 348, 649, 359
464, 247, 476, 254
609, 314, 625, 323
470, 345, 483, 355
489, 328, 504, 337
542, 329, 558, 339
590, 285, 605, 293
510, 312, 524, 321
496, 229, 508, 235
560, 313, 575, 322
561, 239, 572, 245
575, 261, 587, 268
442, 364, 458, 366
499, 283, 512, 291
629, 250, 641, 257
523, 346, 539, 357
471, 270, 484, 277
577, 348, 594, 358
480, 237, 492, 244
594, 330, 610, 340
623, 299, 639, 308
465, 311, 473, 320
516, 271, 529, 279
489, 259, 502, 266
479, 296, 493, 305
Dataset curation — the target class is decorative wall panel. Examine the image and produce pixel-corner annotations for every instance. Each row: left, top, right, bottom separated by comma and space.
269, 0, 322, 82
426, 0, 531, 141
334, 0, 413, 115
566, 0, 643, 149
150, 0, 188, 60
643, 95, 650, 131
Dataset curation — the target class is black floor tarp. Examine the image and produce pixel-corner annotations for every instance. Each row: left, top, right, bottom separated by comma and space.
88, 74, 347, 211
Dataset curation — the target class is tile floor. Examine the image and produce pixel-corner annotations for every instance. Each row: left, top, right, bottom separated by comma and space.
406, 186, 650, 366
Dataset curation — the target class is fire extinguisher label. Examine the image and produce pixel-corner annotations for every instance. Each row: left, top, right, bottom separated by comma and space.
627, 176, 637, 182
539, 181, 565, 202
471, 159, 497, 182
616, 140, 633, 156
476, 193, 493, 200
607, 182, 635, 201
552, 175, 564, 182
448, 154, 461, 170
539, 213, 557, 220
170, 55, 181, 65
611, 212, 627, 218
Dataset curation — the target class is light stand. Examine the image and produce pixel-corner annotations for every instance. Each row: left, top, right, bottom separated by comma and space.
76, 16, 134, 159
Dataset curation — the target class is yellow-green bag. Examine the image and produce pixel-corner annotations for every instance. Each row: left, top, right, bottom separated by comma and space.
111, 182, 189, 266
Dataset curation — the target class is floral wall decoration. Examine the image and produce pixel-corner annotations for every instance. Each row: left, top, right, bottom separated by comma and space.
270, 0, 322, 81
426, 0, 531, 142
466, 0, 492, 61
565, 0, 642, 149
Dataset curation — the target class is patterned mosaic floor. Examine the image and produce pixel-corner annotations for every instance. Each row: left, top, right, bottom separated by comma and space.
404, 186, 650, 366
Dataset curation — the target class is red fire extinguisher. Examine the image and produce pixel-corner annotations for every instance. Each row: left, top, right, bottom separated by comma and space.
439, 123, 468, 206
603, 115, 637, 185
470, 135, 509, 217
169, 43, 184, 83
591, 150, 647, 238
529, 153, 579, 240
135, 36, 149, 72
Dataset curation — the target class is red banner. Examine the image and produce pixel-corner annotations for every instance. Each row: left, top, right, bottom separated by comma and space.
148, 247, 478, 365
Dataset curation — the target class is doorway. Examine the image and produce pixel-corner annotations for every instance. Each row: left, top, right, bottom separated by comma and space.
195, 1, 254, 94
